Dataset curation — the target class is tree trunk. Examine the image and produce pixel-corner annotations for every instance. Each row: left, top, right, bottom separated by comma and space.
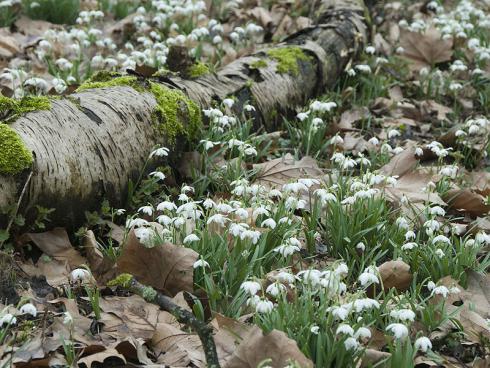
0, 0, 367, 228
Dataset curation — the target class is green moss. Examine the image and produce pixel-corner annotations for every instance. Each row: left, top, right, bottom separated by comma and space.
142, 286, 157, 301
250, 59, 268, 69
76, 75, 143, 92
0, 95, 51, 122
266, 46, 311, 76
0, 124, 33, 175
188, 62, 210, 78
107, 273, 134, 288
149, 82, 202, 144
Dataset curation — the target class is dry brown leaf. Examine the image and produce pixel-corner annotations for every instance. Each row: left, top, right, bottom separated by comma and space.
78, 348, 126, 367
117, 229, 198, 296
224, 326, 313, 368
152, 322, 206, 367
20, 257, 70, 288
337, 107, 370, 131
360, 349, 391, 367
21, 228, 85, 269
378, 260, 412, 291
400, 28, 453, 71
99, 294, 176, 340
212, 314, 251, 364
83, 230, 117, 284
418, 100, 453, 122
384, 170, 445, 206
253, 153, 323, 189
380, 146, 419, 178
443, 189, 490, 217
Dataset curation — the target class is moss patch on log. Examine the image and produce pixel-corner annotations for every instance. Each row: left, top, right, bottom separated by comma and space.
149, 82, 202, 144
0, 95, 51, 123
188, 62, 210, 78
0, 124, 33, 175
250, 59, 268, 69
76, 75, 143, 92
107, 273, 133, 288
267, 46, 311, 76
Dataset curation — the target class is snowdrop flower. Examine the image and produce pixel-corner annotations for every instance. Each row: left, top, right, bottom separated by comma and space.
415, 336, 432, 352
135, 227, 155, 244
435, 248, 445, 258
402, 242, 418, 251
355, 64, 372, 73
415, 147, 424, 156
390, 309, 416, 322
115, 209, 126, 215
261, 218, 277, 229
127, 218, 149, 228
356, 242, 366, 252
274, 242, 300, 257
276, 271, 295, 285
355, 327, 371, 339
330, 306, 349, 320
138, 205, 153, 216
298, 269, 322, 287
368, 137, 379, 145
431, 285, 450, 298
244, 104, 255, 112
449, 82, 463, 91
184, 234, 200, 244
266, 283, 285, 297
255, 299, 274, 314
427, 281, 436, 291
297, 112, 309, 121
388, 129, 401, 139
432, 235, 450, 245
149, 171, 166, 181
193, 259, 209, 269
358, 266, 379, 287
222, 98, 234, 108
150, 147, 169, 157
207, 213, 228, 227
70, 268, 90, 282
63, 312, 73, 326
347, 68, 356, 76
405, 231, 416, 241
396, 217, 410, 230
19, 303, 37, 317
200, 140, 219, 150
344, 337, 359, 351
439, 165, 458, 178
336, 324, 354, 336
310, 325, 320, 335
365, 45, 376, 54
202, 198, 215, 209
330, 135, 344, 145
241, 281, 261, 295
386, 323, 409, 339
157, 201, 177, 212
0, 313, 17, 326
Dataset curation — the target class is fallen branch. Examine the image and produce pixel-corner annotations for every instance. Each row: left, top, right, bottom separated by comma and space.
108, 273, 220, 368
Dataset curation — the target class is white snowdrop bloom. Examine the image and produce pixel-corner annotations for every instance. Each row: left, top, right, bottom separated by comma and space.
298, 178, 320, 188
334, 263, 349, 278
234, 208, 249, 220
0, 313, 17, 326
388, 129, 401, 139
432, 285, 450, 298
298, 270, 322, 287
449, 286, 460, 294
274, 243, 300, 257
203, 198, 215, 209
268, 189, 282, 199
200, 140, 219, 150
222, 98, 234, 108
261, 218, 277, 229
19, 303, 37, 317
150, 147, 169, 157
376, 57, 388, 65
358, 272, 379, 287
297, 112, 309, 121
368, 136, 379, 146
127, 218, 149, 228
365, 45, 376, 54
356, 242, 366, 252
424, 219, 440, 233
390, 309, 416, 322
193, 259, 209, 269
135, 227, 155, 244
392, 146, 404, 155
330, 135, 344, 145
414, 147, 424, 157
355, 64, 372, 73
329, 306, 349, 320
415, 336, 432, 352
253, 207, 269, 217
229, 223, 247, 237
432, 235, 451, 245
310, 325, 320, 335
216, 203, 234, 214
405, 231, 416, 241
255, 299, 274, 314
355, 327, 371, 339
138, 205, 153, 216
149, 171, 166, 181
449, 82, 463, 91
244, 104, 256, 112
24, 77, 49, 92
344, 337, 359, 351
276, 271, 295, 285
63, 312, 73, 326
212, 35, 223, 44
207, 213, 228, 227
347, 68, 356, 76
429, 206, 445, 217
184, 234, 200, 244
450, 60, 467, 72
402, 242, 418, 251
386, 323, 409, 339
70, 268, 90, 282
427, 281, 436, 291
439, 165, 458, 178
342, 158, 357, 170
468, 124, 480, 135
115, 209, 126, 216
435, 248, 445, 258
396, 217, 410, 230
241, 281, 261, 295
336, 324, 354, 336
156, 215, 172, 226
266, 282, 285, 297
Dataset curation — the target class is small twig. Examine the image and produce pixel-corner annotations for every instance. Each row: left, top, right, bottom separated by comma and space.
109, 274, 220, 368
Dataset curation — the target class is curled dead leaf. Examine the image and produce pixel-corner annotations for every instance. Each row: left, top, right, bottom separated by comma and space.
378, 260, 412, 291
443, 188, 490, 217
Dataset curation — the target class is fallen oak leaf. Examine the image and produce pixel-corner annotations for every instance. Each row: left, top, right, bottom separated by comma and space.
378, 260, 412, 292
443, 188, 490, 217
78, 348, 126, 368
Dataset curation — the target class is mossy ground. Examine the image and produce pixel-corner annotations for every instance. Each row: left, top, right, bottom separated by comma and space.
266, 46, 311, 76
0, 95, 51, 123
0, 124, 33, 175
107, 273, 133, 288
150, 82, 202, 144
188, 62, 210, 78
250, 59, 268, 69
76, 75, 143, 92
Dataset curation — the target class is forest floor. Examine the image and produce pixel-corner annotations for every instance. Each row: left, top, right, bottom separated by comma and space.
0, 0, 490, 367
